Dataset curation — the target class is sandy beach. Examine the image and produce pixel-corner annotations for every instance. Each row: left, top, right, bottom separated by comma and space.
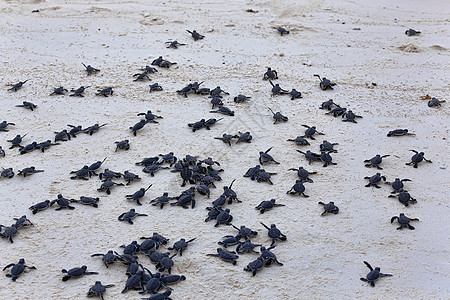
0, 0, 449, 299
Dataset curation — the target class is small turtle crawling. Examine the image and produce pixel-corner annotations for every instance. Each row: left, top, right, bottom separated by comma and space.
236, 239, 262, 254
289, 89, 302, 100
277, 27, 290, 35
165, 40, 186, 49
364, 173, 386, 188
70, 86, 90, 97
13, 215, 33, 229
364, 154, 390, 170
95, 87, 113, 97
342, 110, 363, 123
268, 108, 288, 124
1, 167, 15, 179
259, 147, 280, 165
269, 80, 288, 96
8, 80, 28, 92
87, 281, 115, 299
302, 124, 324, 140
123, 170, 140, 185
287, 136, 310, 146
296, 150, 321, 164
214, 133, 236, 146
15, 101, 37, 111
286, 180, 309, 197
186, 29, 205, 40
215, 208, 233, 227
387, 129, 415, 137
3, 258, 36, 281
82, 63, 100, 75
91, 250, 120, 268
318, 201, 339, 215
236, 131, 252, 143
50, 86, 68, 95
405, 28, 421, 36
168, 238, 196, 256
126, 185, 152, 205
17, 166, 44, 177
0, 121, 15, 132
387, 178, 411, 193
391, 213, 419, 230
29, 200, 51, 214
0, 224, 18, 243
260, 222, 287, 246
360, 261, 392, 287
207, 248, 239, 265
234, 94, 251, 103
388, 191, 417, 207
428, 97, 445, 107
314, 74, 336, 90
50, 194, 75, 210
263, 67, 278, 80
133, 72, 151, 81
71, 196, 100, 208
115, 139, 130, 151
130, 119, 147, 136
62, 266, 98, 281
118, 209, 148, 224
83, 123, 107, 135
149, 83, 163, 92
210, 106, 235, 116
137, 110, 163, 123
288, 166, 316, 183
255, 199, 285, 214
406, 150, 432, 168
319, 99, 340, 110
97, 179, 124, 194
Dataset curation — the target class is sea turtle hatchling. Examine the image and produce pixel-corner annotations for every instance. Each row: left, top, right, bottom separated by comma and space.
288, 166, 316, 182
263, 67, 278, 80
3, 258, 36, 281
388, 191, 417, 207
360, 261, 392, 287
320, 151, 337, 167
125, 185, 152, 205
405, 28, 421, 36
8, 80, 28, 92
277, 27, 290, 35
314, 74, 336, 90
19, 141, 38, 155
91, 250, 120, 268
364, 173, 386, 188
233, 225, 258, 240
342, 110, 362, 123
364, 154, 390, 170
67, 125, 83, 138
133, 72, 151, 81
50, 86, 68, 95
95, 87, 113, 97
0, 121, 15, 132
115, 139, 130, 151
141, 289, 172, 300
54, 129, 71, 142
268, 108, 288, 124
168, 238, 196, 256
29, 200, 51, 214
210, 97, 223, 108
149, 83, 163, 92
289, 89, 302, 100
17, 166, 44, 177
13, 215, 33, 228
287, 136, 310, 146
215, 208, 233, 227
0, 224, 18, 243
37, 140, 60, 153
70, 86, 90, 97
214, 133, 236, 146
118, 209, 148, 224
123, 170, 140, 185
50, 194, 75, 210
186, 29, 205, 40
141, 65, 158, 74
137, 110, 163, 123
259, 147, 280, 165
386, 178, 411, 193
209, 86, 230, 98
165, 40, 186, 49
427, 97, 445, 107
210, 106, 235, 116
269, 80, 288, 96
320, 140, 338, 153
387, 129, 415, 137
82, 63, 100, 75
236, 131, 252, 143
207, 248, 239, 265
286, 180, 309, 197
15, 101, 37, 111
255, 199, 285, 214
7, 134, 26, 149
391, 213, 419, 230
260, 222, 287, 246
130, 119, 147, 136
71, 196, 100, 208
319, 99, 340, 110
259, 245, 284, 266
82, 123, 107, 135
70, 165, 90, 180
87, 281, 115, 299
236, 239, 262, 254
302, 124, 324, 140
255, 170, 276, 185
97, 179, 124, 194
406, 150, 432, 168
326, 107, 347, 117
62, 266, 98, 281
1, 167, 15, 179
88, 157, 107, 176
234, 94, 251, 103
296, 150, 321, 164
318, 201, 339, 215
244, 257, 265, 276
218, 234, 240, 248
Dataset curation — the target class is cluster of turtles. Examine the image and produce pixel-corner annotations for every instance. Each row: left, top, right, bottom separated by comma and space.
0, 15, 444, 299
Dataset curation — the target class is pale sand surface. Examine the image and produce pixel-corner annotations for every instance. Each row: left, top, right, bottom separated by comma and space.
0, 0, 449, 299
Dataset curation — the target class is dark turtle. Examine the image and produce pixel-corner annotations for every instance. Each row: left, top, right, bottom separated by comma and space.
320, 151, 337, 167
15, 101, 37, 111
364, 154, 390, 170
405, 28, 420, 36
126, 184, 152, 205
277, 27, 290, 35
188, 118, 206, 132
17, 166, 44, 177
70, 165, 90, 180
0, 224, 18, 243
388, 191, 417, 207
210, 195, 227, 208
19, 141, 38, 155
29, 200, 50, 214
115, 139, 130, 151
214, 133, 236, 146
387, 178, 411, 193
165, 40, 186, 49
151, 56, 164, 66
319, 99, 340, 110
268, 108, 288, 124
37, 140, 60, 152
141, 65, 158, 73
171, 189, 196, 209
8, 80, 28, 92
222, 179, 241, 204
289, 89, 302, 100
302, 124, 324, 140
121, 241, 141, 255
260, 222, 287, 246
150, 192, 175, 209
296, 150, 321, 164
96, 87, 113, 97
140, 272, 163, 295
118, 209, 148, 224
137, 110, 163, 123
1, 167, 14, 179
136, 156, 160, 166
88, 157, 107, 176
196, 182, 211, 198
54, 129, 71, 142
82, 62, 100, 75
0, 146, 4, 158
255, 199, 285, 214
0, 121, 15, 132
141, 289, 172, 300
207, 248, 239, 265
13, 215, 33, 228
360, 261, 392, 287
160, 274, 186, 285
168, 238, 196, 256
133, 72, 151, 81
146, 249, 169, 265
288, 166, 316, 182
121, 270, 144, 293
209, 86, 229, 98
143, 162, 170, 176
50, 194, 75, 210
243, 165, 262, 180
67, 125, 83, 138
327, 108, 347, 119
406, 149, 432, 168
387, 129, 415, 137
259, 147, 280, 165
190, 81, 204, 93
364, 173, 386, 188
314, 74, 336, 90
149, 83, 163, 92
130, 119, 147, 136
318, 201, 339, 216
236, 239, 262, 254
204, 118, 222, 130
139, 238, 157, 254
123, 170, 140, 185
7, 134, 26, 149
236, 131, 252, 143
70, 86, 90, 97
269, 80, 288, 96
234, 94, 251, 103
259, 245, 283, 266
218, 234, 240, 248
215, 208, 233, 227
210, 106, 235, 116
233, 225, 258, 240
62, 265, 98, 281
263, 67, 278, 80
210, 96, 223, 108
125, 261, 143, 276
197, 87, 211, 95
87, 281, 114, 299
320, 141, 338, 153
287, 136, 310, 146
178, 162, 194, 187
50, 86, 68, 95
3, 258, 35, 281
147, 232, 170, 248
428, 97, 445, 107
244, 257, 265, 276
255, 170, 276, 185
391, 213, 419, 230
159, 59, 177, 68
342, 110, 362, 123
82, 123, 107, 135
287, 180, 309, 197
97, 179, 124, 194
71, 196, 100, 208
186, 29, 205, 40
205, 206, 222, 222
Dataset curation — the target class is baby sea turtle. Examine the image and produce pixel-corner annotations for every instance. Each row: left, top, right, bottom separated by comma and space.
320, 140, 338, 153
320, 151, 337, 167
259, 245, 283, 266
159, 59, 177, 68
87, 281, 114, 299
342, 110, 362, 123
54, 129, 71, 142
88, 157, 107, 176
210, 86, 229, 98
19, 141, 38, 155
143, 163, 170, 176
210, 97, 223, 108
260, 222, 287, 246
8, 134, 26, 149
218, 234, 240, 248
13, 215, 33, 228
405, 28, 420, 36
67, 125, 83, 138
286, 180, 309, 197
141, 65, 158, 73
236, 131, 252, 143
428, 97, 445, 107
29, 200, 51, 214
50, 86, 68, 95
17, 166, 44, 177
326, 107, 347, 117
263, 67, 278, 80
71, 196, 100, 208
234, 94, 251, 103
3, 258, 36, 281
149, 192, 174, 209
141, 289, 172, 300
318, 201, 339, 215
15, 101, 37, 111
268, 108, 288, 124
287, 136, 310, 146
50, 194, 75, 210
149, 83, 163, 92
82, 62, 100, 75
388, 191, 417, 207
387, 129, 415, 137
391, 213, 419, 230
168, 238, 196, 256
214, 133, 236, 146
62, 266, 98, 281
130, 119, 147, 136
118, 209, 148, 224
215, 208, 233, 227
364, 154, 390, 170
136, 157, 159, 166
186, 29, 205, 40
210, 106, 235, 116
244, 257, 265, 276
137, 110, 163, 123
207, 248, 239, 265
97, 179, 124, 194
126, 185, 152, 206
91, 250, 120, 268
0, 121, 15, 132
255, 170, 276, 185
259, 147, 280, 165
96, 87, 113, 97
364, 173, 386, 188
255, 199, 285, 214
83, 123, 107, 135
277, 27, 290, 35
165, 40, 186, 49
115, 139, 130, 151
289, 89, 302, 100
0, 224, 18, 243
236, 239, 262, 254
37, 140, 60, 152
1, 167, 14, 179
319, 99, 340, 110
8, 80, 28, 92
122, 271, 144, 293
360, 261, 392, 287
288, 166, 316, 182
387, 178, 411, 193
70, 86, 90, 97
296, 150, 321, 164
302, 124, 324, 140
314, 74, 336, 90
233, 225, 258, 240
70, 165, 90, 180
406, 150, 432, 168
269, 80, 288, 96
133, 72, 151, 81
123, 170, 140, 185
98, 168, 121, 182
